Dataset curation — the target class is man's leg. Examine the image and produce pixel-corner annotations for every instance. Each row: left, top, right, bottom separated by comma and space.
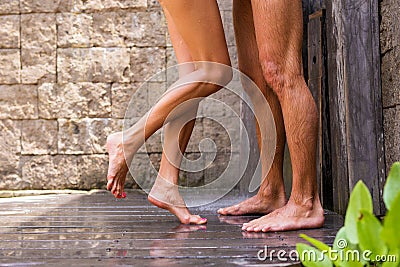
218, 0, 286, 215
242, 0, 324, 232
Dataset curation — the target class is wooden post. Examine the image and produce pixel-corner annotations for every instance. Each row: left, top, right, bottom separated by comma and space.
308, 10, 334, 210
325, 0, 386, 214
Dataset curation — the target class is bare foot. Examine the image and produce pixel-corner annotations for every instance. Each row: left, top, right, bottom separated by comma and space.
106, 132, 129, 198
148, 177, 207, 225
217, 192, 286, 216
241, 197, 324, 232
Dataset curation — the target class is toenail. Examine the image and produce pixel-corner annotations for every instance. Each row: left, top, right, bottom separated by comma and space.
122, 192, 127, 198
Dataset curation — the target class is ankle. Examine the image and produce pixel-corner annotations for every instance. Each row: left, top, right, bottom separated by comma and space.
288, 193, 321, 211
257, 183, 286, 201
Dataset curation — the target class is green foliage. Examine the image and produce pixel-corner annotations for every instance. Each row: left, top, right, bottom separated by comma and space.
344, 181, 373, 244
297, 162, 400, 267
383, 162, 400, 210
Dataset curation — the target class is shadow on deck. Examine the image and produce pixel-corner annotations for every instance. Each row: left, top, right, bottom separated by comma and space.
0, 190, 343, 266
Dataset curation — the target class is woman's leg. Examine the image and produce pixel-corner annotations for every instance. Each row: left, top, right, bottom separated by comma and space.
148, 8, 206, 224
106, 0, 231, 205
218, 0, 286, 216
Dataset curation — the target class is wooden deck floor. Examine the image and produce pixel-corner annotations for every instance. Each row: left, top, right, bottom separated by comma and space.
0, 190, 343, 266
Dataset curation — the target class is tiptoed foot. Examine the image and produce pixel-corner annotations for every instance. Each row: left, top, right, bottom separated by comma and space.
241, 197, 324, 232
217, 192, 286, 216
148, 177, 207, 225
106, 132, 129, 198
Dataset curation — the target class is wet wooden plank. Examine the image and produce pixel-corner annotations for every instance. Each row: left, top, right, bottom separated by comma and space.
0, 192, 342, 266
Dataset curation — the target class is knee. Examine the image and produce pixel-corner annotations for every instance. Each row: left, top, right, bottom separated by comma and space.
260, 60, 287, 98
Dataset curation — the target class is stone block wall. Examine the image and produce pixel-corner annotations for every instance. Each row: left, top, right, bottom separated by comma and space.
0, 0, 240, 190
380, 0, 400, 173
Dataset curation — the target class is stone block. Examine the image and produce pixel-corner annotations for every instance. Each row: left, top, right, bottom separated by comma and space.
0, 15, 20, 48
204, 152, 240, 190
380, 0, 400, 54
38, 83, 111, 119
147, 81, 166, 106
228, 45, 239, 70
202, 116, 240, 153
21, 14, 56, 52
220, 84, 242, 117
179, 152, 205, 187
77, 154, 108, 189
21, 49, 56, 84
217, 0, 232, 11
185, 118, 204, 153
166, 47, 178, 86
57, 13, 93, 48
199, 90, 230, 118
130, 47, 166, 82
57, 48, 131, 83
21, 120, 58, 155
381, 47, 400, 107
145, 129, 163, 153
384, 106, 400, 174
0, 120, 21, 178
0, 85, 37, 119
92, 11, 166, 47
147, 0, 161, 10
129, 153, 153, 189
21, 0, 79, 13
0, 49, 20, 84
221, 11, 235, 47
21, 14, 56, 83
58, 118, 115, 154
21, 155, 79, 189
81, 0, 147, 12
0, 0, 19, 14
111, 83, 143, 119
204, 152, 231, 185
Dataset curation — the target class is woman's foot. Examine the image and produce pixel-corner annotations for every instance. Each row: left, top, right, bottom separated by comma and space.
217, 189, 286, 216
148, 177, 207, 225
241, 196, 324, 232
106, 132, 129, 198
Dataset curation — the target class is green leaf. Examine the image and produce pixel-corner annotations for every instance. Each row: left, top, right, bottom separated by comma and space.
333, 227, 364, 267
383, 162, 400, 210
345, 181, 373, 244
296, 243, 333, 267
300, 234, 331, 252
381, 193, 400, 250
300, 234, 342, 266
357, 210, 388, 260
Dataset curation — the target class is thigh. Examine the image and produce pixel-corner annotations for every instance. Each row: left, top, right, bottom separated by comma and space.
251, 0, 304, 74
160, 0, 230, 65
233, 0, 267, 95
163, 7, 194, 76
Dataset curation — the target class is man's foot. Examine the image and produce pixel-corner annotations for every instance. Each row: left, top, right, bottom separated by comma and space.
106, 132, 129, 198
241, 197, 324, 232
217, 193, 286, 216
148, 177, 207, 225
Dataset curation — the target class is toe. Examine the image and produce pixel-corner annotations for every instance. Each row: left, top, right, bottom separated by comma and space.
106, 177, 114, 191
189, 215, 207, 225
